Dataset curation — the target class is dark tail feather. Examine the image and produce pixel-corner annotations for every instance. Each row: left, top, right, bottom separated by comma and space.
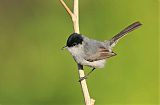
110, 21, 142, 46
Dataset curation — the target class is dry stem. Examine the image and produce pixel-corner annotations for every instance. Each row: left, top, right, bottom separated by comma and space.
59, 0, 95, 105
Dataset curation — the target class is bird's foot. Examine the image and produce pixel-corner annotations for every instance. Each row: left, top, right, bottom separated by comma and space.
78, 76, 87, 82
78, 68, 96, 82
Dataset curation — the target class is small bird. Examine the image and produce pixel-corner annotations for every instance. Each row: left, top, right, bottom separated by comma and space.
63, 21, 142, 81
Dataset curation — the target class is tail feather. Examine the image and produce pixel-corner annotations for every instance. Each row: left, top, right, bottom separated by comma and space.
110, 21, 142, 47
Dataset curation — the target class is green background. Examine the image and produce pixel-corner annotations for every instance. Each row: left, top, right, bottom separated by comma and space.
0, 0, 159, 105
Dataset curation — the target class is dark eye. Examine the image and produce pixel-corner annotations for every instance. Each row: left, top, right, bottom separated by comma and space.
72, 42, 77, 46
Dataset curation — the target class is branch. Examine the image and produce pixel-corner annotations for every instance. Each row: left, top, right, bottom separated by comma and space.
73, 0, 79, 33
78, 64, 95, 105
59, 0, 74, 18
59, 0, 95, 105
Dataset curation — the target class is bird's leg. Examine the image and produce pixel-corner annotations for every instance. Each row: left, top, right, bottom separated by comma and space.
79, 68, 96, 82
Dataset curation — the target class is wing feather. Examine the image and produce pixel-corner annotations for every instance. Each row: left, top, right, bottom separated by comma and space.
84, 44, 116, 62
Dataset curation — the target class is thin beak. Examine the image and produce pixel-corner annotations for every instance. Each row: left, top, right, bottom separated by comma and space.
61, 45, 67, 50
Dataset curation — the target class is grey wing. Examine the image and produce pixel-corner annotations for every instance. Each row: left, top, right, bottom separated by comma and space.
83, 39, 116, 62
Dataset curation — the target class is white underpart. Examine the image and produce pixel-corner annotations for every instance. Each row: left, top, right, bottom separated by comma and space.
67, 44, 106, 68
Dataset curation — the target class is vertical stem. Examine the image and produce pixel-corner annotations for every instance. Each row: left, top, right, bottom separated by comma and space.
78, 64, 92, 105
59, 0, 95, 105
73, 0, 80, 33
73, 0, 94, 105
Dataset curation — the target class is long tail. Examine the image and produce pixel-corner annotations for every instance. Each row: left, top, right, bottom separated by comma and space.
109, 21, 142, 47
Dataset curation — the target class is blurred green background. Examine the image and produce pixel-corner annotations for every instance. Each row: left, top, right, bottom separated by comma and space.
0, 0, 159, 105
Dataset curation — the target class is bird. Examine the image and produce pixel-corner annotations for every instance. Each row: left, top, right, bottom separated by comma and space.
63, 21, 142, 81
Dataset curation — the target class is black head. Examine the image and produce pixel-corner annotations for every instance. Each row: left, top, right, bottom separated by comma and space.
66, 33, 83, 47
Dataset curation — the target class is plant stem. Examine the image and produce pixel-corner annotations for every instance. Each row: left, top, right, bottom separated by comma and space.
59, 0, 95, 105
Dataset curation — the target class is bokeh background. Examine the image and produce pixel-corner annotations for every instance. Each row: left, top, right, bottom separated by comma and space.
0, 0, 159, 105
